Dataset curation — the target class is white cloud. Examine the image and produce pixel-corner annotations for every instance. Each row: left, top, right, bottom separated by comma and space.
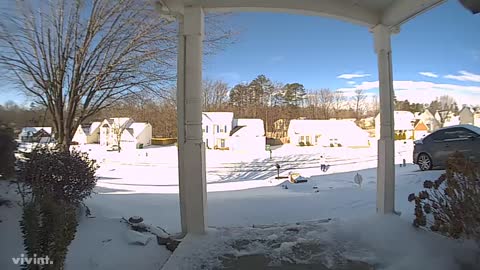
444, 71, 480, 83
419, 72, 438, 78
346, 81, 356, 85
337, 80, 480, 105
337, 73, 370, 79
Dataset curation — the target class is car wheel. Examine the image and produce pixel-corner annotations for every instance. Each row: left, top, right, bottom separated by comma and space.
418, 153, 432, 171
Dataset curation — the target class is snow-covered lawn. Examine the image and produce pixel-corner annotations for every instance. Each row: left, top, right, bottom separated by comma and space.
1, 142, 477, 269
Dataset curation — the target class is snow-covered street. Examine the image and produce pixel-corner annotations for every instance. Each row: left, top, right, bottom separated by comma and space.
1, 142, 477, 270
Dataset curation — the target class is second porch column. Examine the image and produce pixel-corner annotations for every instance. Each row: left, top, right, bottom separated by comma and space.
177, 6, 207, 234
373, 24, 396, 214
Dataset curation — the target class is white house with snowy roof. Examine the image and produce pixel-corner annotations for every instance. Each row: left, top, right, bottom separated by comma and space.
97, 118, 152, 150
287, 119, 370, 147
202, 112, 265, 151
375, 111, 415, 139
72, 122, 101, 144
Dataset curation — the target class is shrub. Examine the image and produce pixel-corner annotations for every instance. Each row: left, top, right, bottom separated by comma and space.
18, 148, 98, 205
17, 148, 98, 269
0, 125, 16, 179
298, 142, 305, 146
20, 196, 78, 270
408, 152, 480, 242
306, 141, 312, 146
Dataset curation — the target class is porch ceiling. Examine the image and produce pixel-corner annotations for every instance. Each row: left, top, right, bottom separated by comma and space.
160, 0, 446, 28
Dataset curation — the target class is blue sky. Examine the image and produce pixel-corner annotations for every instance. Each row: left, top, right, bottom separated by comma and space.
204, 0, 480, 105
2, 0, 480, 106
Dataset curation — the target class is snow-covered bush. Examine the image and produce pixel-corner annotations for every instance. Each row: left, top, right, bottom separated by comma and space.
18, 148, 98, 205
408, 152, 480, 244
298, 142, 305, 146
0, 125, 16, 179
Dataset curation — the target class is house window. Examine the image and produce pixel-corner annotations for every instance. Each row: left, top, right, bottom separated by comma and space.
224, 125, 227, 133
300, 136, 304, 143
217, 125, 220, 133
206, 126, 208, 133
306, 136, 310, 143
220, 139, 225, 148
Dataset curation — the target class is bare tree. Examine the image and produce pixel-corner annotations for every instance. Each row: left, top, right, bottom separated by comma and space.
318, 89, 334, 119
352, 89, 367, 120
0, 0, 233, 151
202, 79, 229, 111
333, 90, 346, 117
370, 94, 379, 116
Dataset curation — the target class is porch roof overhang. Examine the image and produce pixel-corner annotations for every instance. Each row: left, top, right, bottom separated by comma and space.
159, 0, 446, 28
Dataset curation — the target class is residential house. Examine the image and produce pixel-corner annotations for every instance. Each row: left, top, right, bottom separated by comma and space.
99, 118, 152, 150
202, 112, 234, 149
272, 119, 289, 139
358, 117, 375, 129
413, 120, 429, 140
230, 118, 265, 152
434, 110, 457, 127
18, 127, 53, 143
475, 110, 480, 127
418, 109, 441, 132
287, 119, 370, 147
375, 111, 415, 140
459, 106, 474, 125
443, 115, 460, 127
72, 122, 101, 144
202, 112, 266, 151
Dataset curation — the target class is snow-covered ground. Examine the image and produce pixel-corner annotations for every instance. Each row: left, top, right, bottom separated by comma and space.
1, 142, 477, 270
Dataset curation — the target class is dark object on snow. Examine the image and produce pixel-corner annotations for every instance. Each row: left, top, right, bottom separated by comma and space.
315, 190, 319, 193
157, 236, 169, 245
284, 185, 288, 190
312, 186, 318, 189
275, 163, 281, 179
321, 164, 330, 172
166, 239, 181, 252
129, 216, 144, 224
286, 227, 300, 233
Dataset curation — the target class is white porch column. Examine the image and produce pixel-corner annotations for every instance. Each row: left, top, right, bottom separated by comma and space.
177, 6, 207, 234
373, 24, 396, 214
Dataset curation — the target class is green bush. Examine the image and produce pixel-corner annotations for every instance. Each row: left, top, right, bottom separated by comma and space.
298, 142, 305, 146
305, 141, 312, 146
18, 148, 98, 269
20, 197, 77, 270
18, 149, 98, 205
408, 152, 480, 242
0, 125, 16, 179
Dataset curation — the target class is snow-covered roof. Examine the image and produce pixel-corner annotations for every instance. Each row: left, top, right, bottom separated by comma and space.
126, 122, 150, 138
19, 127, 52, 136
288, 120, 368, 137
80, 122, 101, 135
105, 118, 132, 128
232, 118, 265, 136
202, 112, 234, 124
376, 111, 414, 130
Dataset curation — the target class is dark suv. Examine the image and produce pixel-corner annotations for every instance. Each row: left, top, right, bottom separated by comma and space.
413, 124, 480, 171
